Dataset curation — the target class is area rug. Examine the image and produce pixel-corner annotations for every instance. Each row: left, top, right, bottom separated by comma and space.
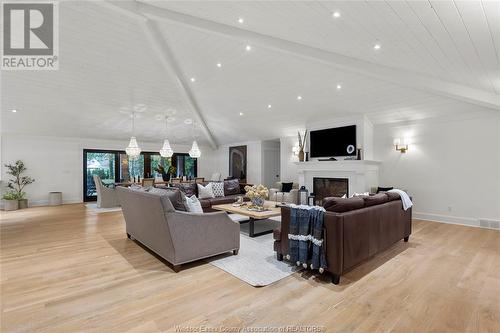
85, 203, 122, 213
208, 227, 299, 287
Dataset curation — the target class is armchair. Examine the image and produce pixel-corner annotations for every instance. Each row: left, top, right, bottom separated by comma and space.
93, 175, 120, 208
268, 181, 299, 204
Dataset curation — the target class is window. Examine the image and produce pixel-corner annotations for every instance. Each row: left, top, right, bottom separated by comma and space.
83, 149, 197, 201
173, 153, 197, 178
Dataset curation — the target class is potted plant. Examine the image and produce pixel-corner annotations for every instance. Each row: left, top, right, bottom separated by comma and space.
297, 130, 308, 162
4, 160, 35, 209
2, 192, 20, 211
155, 164, 170, 182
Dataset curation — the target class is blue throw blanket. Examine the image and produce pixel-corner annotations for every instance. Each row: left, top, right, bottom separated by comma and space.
287, 204, 327, 272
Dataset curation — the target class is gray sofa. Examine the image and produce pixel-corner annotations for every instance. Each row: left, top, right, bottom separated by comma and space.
116, 187, 240, 272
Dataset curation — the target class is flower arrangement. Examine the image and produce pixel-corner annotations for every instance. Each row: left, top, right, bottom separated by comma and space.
244, 184, 268, 208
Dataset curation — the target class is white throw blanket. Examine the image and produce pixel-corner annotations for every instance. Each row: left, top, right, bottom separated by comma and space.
388, 189, 413, 211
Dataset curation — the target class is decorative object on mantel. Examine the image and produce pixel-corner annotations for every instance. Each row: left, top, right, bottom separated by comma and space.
4, 160, 35, 209
305, 152, 309, 161
297, 130, 308, 162
394, 137, 410, 153
244, 184, 268, 210
357, 148, 362, 160
298, 186, 309, 205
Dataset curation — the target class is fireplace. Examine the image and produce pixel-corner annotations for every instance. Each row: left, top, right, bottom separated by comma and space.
313, 177, 348, 204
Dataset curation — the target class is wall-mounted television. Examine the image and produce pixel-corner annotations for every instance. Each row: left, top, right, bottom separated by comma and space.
309, 125, 357, 158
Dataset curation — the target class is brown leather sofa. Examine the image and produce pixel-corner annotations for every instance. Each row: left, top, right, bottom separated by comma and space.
157, 179, 249, 212
273, 192, 412, 284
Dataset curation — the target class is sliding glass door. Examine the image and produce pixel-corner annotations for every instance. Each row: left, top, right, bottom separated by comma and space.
83, 150, 198, 201
83, 150, 120, 201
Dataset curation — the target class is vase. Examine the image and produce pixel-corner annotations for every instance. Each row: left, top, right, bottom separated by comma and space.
251, 197, 265, 208
3, 199, 18, 211
298, 149, 305, 162
18, 199, 28, 209
161, 172, 170, 182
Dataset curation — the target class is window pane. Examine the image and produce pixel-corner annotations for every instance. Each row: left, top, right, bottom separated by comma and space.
184, 156, 196, 178
150, 155, 171, 178
86, 152, 115, 197
119, 154, 144, 181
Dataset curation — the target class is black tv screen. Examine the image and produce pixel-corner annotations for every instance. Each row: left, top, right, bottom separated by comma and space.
309, 125, 357, 158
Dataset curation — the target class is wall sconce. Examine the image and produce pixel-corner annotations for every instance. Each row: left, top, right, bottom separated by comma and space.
394, 138, 410, 153
292, 144, 300, 156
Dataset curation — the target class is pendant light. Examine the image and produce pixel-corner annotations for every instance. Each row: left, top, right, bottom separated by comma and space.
188, 120, 201, 158
125, 111, 141, 158
159, 116, 173, 158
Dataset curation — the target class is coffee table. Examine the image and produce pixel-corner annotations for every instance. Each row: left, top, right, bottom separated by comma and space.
212, 201, 281, 238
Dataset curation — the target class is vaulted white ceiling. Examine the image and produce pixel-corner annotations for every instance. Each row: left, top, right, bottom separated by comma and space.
2, 0, 499, 146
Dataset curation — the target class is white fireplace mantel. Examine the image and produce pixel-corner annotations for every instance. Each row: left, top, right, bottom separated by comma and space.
294, 160, 381, 196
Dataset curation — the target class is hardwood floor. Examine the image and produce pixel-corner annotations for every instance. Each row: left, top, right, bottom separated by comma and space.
1, 204, 499, 333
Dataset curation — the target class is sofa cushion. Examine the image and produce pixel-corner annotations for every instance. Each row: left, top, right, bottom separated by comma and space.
281, 182, 293, 193
377, 186, 394, 193
224, 179, 240, 196
147, 187, 187, 211
172, 183, 197, 197
364, 193, 389, 207
385, 191, 401, 201
198, 198, 212, 209
323, 197, 365, 213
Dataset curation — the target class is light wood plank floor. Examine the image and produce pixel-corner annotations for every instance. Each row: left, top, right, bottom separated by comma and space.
1, 204, 499, 333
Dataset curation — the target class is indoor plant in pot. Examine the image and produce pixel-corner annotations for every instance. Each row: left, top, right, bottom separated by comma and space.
2, 192, 20, 211
5, 160, 35, 209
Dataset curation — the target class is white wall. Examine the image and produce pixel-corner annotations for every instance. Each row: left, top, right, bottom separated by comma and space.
280, 135, 300, 183
0, 134, 217, 206
373, 113, 500, 227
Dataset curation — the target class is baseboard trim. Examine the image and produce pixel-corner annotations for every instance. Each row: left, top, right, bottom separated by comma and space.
414, 212, 500, 230
1, 198, 82, 209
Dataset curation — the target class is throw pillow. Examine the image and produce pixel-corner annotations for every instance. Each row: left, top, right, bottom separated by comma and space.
224, 179, 240, 196
350, 192, 369, 198
281, 182, 293, 193
210, 182, 225, 197
377, 186, 394, 193
184, 195, 203, 213
147, 187, 187, 211
197, 183, 215, 199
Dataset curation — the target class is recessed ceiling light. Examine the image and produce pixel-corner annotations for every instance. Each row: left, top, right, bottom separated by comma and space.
297, 95, 302, 100
245, 45, 252, 51
374, 44, 381, 50
267, 104, 272, 109
11, 109, 17, 113
190, 77, 196, 82
336, 84, 342, 90
184, 118, 193, 124
332, 12, 341, 18
239, 112, 244, 116
216, 62, 222, 68
238, 17, 244, 24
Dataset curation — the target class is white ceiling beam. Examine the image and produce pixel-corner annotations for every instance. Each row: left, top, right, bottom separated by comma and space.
96, 1, 218, 149
136, 1, 500, 111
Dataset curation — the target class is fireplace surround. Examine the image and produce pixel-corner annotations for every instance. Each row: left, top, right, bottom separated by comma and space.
313, 177, 348, 204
